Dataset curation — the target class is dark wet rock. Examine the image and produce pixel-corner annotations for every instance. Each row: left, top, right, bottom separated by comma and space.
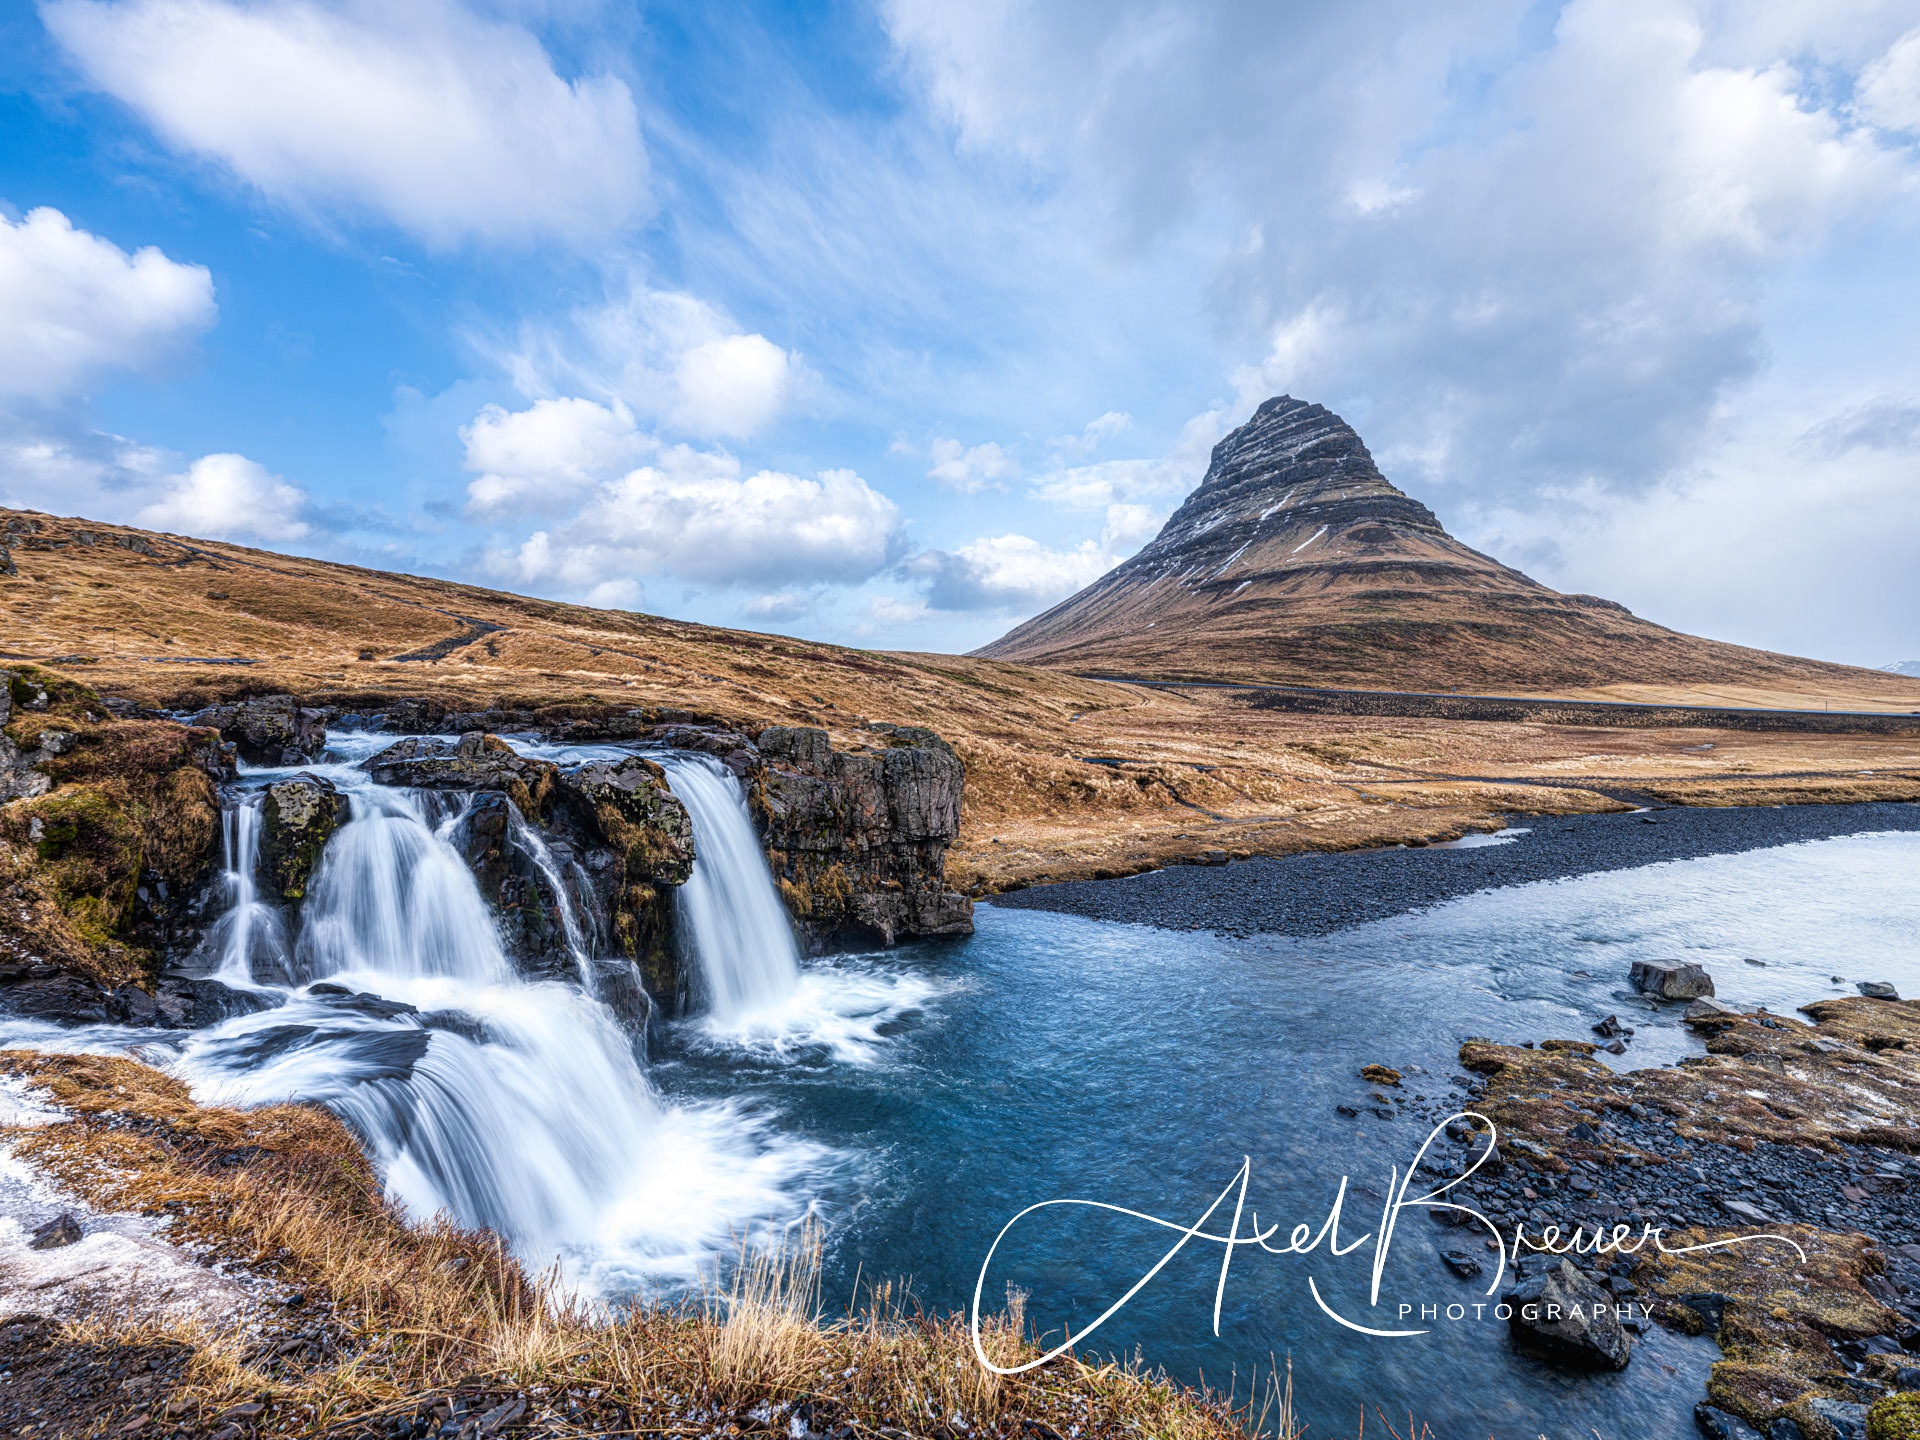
1806, 1397, 1868, 1440
188, 977, 281, 1027
28, 1213, 82, 1250
1696, 1403, 1767, 1439
187, 695, 325, 766
1859, 982, 1902, 1001
552, 756, 694, 1003
587, 957, 652, 1036
309, 987, 418, 1021
1593, 1013, 1633, 1038
1633, 958, 1716, 1000
258, 775, 343, 902
1503, 1258, 1632, 1370
367, 732, 559, 817
418, 1009, 494, 1046
755, 723, 972, 949
454, 792, 577, 980
1440, 1247, 1483, 1278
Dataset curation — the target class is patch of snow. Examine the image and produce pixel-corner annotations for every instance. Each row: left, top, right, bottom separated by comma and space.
1289, 524, 1330, 555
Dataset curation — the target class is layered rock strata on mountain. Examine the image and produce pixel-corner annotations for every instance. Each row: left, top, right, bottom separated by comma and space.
978, 395, 1899, 694
0, 667, 231, 1025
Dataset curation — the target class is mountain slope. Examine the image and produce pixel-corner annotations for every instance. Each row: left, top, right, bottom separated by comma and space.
977, 396, 1919, 702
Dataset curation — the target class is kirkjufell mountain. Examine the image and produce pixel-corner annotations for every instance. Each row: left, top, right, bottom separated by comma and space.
978, 396, 1908, 696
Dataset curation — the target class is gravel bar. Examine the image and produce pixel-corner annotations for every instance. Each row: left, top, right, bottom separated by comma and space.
987, 801, 1920, 936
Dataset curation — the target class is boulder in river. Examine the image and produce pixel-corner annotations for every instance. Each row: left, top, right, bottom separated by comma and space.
28, 1213, 82, 1250
188, 695, 325, 766
258, 774, 343, 902
1631, 958, 1715, 1000
1503, 1258, 1632, 1370
1693, 1405, 1765, 1440
367, 732, 559, 818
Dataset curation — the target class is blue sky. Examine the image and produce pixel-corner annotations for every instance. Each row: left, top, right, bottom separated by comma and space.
2, 0, 1917, 664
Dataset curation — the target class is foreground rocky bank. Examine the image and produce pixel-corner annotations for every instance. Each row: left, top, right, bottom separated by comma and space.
0, 669, 971, 1027
1362, 995, 1920, 1439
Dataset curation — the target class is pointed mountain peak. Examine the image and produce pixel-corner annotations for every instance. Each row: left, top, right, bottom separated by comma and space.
974, 396, 1870, 694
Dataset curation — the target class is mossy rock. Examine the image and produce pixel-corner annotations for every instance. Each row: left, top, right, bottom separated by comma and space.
1870, 1394, 1920, 1440
9, 784, 144, 943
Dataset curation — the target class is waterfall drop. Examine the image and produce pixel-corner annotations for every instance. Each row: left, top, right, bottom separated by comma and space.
653, 753, 803, 1020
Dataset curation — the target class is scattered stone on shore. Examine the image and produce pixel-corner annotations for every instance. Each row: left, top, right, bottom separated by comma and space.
1438, 997, 1920, 1434
1440, 1247, 1483, 1278
1502, 1258, 1632, 1370
1631, 958, 1716, 1000
1360, 1064, 1402, 1086
28, 1214, 81, 1250
1593, 1013, 1633, 1039
1687, 996, 1745, 1023
1694, 1403, 1766, 1439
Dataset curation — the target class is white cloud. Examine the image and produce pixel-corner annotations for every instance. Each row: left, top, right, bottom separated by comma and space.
1858, 26, 1920, 133
490, 280, 801, 440
461, 396, 648, 517
906, 531, 1113, 613
744, 589, 817, 623
0, 206, 214, 402
671, 333, 793, 438
486, 448, 904, 595
1099, 501, 1162, 552
42, 0, 646, 249
886, 0, 1918, 509
1028, 404, 1227, 508
1049, 409, 1132, 457
137, 452, 311, 540
926, 436, 1017, 493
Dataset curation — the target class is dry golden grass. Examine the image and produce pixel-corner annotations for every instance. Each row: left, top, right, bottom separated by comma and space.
2, 1049, 1278, 1440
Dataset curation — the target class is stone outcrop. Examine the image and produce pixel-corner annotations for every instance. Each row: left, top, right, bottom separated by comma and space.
364, 734, 695, 1011
367, 732, 558, 819
754, 723, 972, 949
187, 695, 325, 767
1, 667, 231, 1026
258, 775, 344, 903
1503, 1258, 1633, 1370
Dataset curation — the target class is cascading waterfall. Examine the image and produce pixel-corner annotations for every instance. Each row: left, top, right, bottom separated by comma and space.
171, 753, 817, 1288
205, 794, 287, 988
652, 753, 803, 1020
505, 806, 596, 987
